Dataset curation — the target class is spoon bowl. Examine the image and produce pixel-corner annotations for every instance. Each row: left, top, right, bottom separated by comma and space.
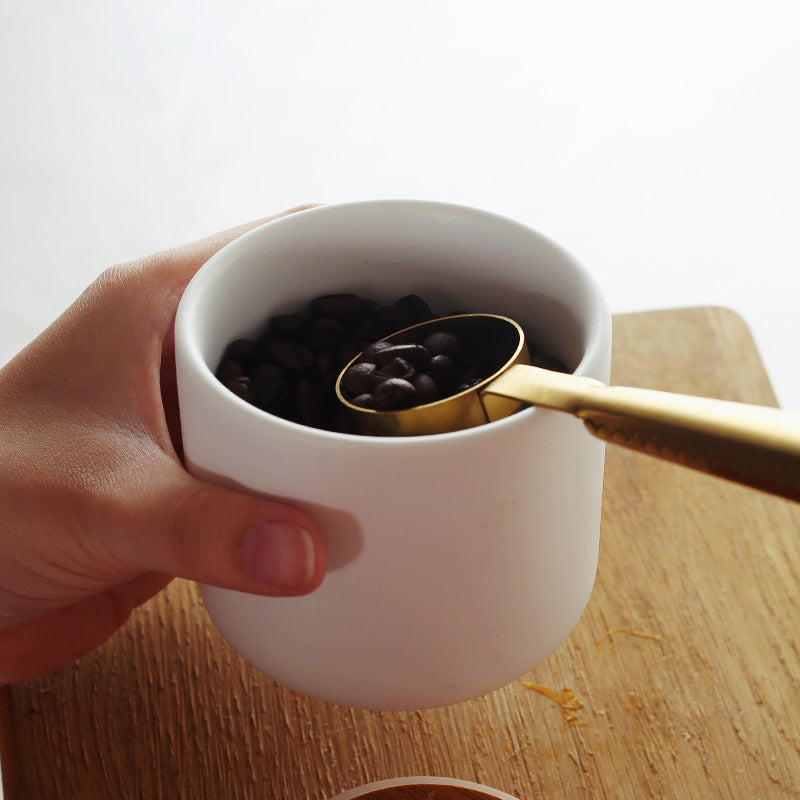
335, 314, 529, 436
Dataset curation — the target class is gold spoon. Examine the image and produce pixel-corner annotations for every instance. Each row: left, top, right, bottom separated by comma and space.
335, 313, 800, 503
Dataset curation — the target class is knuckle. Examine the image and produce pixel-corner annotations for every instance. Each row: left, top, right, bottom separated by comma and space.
166, 484, 232, 576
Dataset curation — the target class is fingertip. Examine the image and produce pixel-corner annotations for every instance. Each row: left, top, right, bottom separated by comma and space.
240, 519, 325, 595
159, 483, 327, 597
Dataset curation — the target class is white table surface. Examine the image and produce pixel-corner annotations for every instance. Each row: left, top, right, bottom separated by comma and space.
2, 5, 800, 793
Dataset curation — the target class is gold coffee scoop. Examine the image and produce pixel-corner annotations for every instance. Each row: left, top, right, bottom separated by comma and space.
335, 313, 800, 503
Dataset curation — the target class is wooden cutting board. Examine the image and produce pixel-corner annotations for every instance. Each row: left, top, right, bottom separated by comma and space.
2, 307, 799, 799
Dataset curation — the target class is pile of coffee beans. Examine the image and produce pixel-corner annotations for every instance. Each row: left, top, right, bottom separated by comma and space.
214, 293, 444, 433
340, 330, 493, 411
215, 291, 569, 433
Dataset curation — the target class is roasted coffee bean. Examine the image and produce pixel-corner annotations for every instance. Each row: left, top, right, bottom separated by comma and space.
227, 375, 252, 402
411, 373, 439, 404
310, 293, 373, 320
380, 357, 415, 380
309, 317, 348, 353
425, 354, 457, 388
255, 332, 274, 359
216, 357, 245, 385
372, 343, 430, 369
372, 377, 418, 411
393, 294, 434, 327
341, 362, 380, 396
314, 353, 340, 396
351, 393, 375, 409
269, 311, 310, 338
360, 340, 393, 363
294, 378, 328, 429
252, 363, 287, 410
349, 313, 382, 343
267, 338, 314, 374
225, 338, 259, 363
377, 305, 402, 336
423, 331, 460, 359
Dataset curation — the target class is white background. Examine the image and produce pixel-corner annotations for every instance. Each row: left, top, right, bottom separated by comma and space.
3, 2, 800, 407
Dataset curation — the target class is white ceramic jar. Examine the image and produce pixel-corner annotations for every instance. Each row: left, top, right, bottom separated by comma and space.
174, 200, 611, 709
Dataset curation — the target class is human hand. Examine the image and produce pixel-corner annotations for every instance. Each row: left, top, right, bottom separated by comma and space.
0, 207, 327, 685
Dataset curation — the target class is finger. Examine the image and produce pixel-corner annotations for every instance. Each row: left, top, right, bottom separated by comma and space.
0, 572, 170, 686
142, 481, 327, 597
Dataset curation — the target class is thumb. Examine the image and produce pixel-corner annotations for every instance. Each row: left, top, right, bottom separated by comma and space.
144, 481, 327, 596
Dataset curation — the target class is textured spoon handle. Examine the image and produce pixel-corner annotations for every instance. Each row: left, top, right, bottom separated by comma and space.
484, 364, 800, 503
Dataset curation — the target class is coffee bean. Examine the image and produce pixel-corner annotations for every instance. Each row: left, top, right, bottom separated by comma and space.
294, 378, 328, 429
360, 340, 393, 363
349, 313, 381, 343
225, 338, 259, 363
372, 377, 418, 411
341, 362, 380, 396
423, 331, 460, 359
411, 373, 439, 404
227, 375, 252, 402
267, 338, 314, 374
309, 317, 348, 353
393, 294, 434, 327
426, 354, 457, 388
252, 363, 287, 410
372, 343, 430, 369
314, 353, 340, 397
310, 293, 373, 320
269, 311, 310, 338
374, 305, 398, 336
342, 318, 518, 415
351, 393, 375, 409
216, 357, 244, 385
380, 357, 415, 380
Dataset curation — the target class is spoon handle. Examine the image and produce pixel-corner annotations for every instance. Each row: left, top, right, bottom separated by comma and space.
484, 364, 800, 503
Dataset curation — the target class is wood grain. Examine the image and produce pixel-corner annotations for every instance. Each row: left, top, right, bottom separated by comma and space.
2, 307, 799, 800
